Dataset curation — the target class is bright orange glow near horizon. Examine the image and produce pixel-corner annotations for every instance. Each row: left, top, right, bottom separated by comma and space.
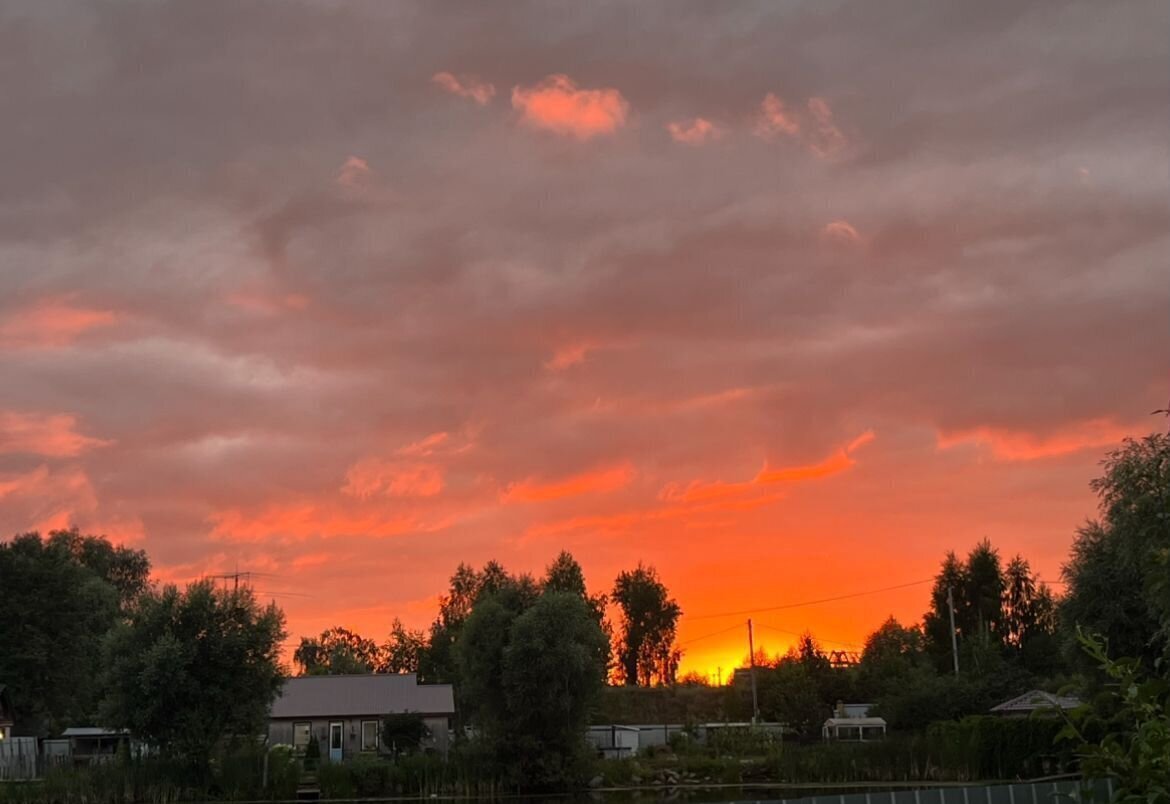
1, 2, 1167, 685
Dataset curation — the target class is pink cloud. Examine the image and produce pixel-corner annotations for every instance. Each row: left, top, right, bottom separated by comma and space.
754, 93, 801, 139
336, 155, 370, 187
545, 342, 593, 371
396, 431, 450, 457
432, 71, 496, 105
0, 299, 119, 348
502, 462, 635, 503
511, 74, 629, 140
806, 97, 847, 157
667, 117, 722, 145
342, 458, 444, 498
822, 220, 861, 244
937, 419, 1131, 461
0, 411, 111, 457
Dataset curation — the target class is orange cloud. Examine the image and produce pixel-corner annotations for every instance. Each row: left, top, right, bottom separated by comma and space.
659, 431, 876, 504
822, 219, 861, 244
754, 93, 800, 139
396, 431, 450, 457
432, 71, 496, 105
938, 419, 1131, 461
336, 155, 370, 187
667, 117, 722, 145
210, 504, 418, 542
342, 458, 444, 499
0, 299, 118, 348
511, 74, 629, 140
0, 411, 111, 456
503, 462, 635, 503
546, 342, 593, 371
806, 97, 847, 157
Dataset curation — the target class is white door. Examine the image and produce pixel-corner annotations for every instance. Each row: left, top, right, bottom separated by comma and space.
328, 722, 344, 763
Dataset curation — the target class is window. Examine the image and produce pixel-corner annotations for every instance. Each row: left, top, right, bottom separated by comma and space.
293, 722, 311, 752
361, 721, 379, 752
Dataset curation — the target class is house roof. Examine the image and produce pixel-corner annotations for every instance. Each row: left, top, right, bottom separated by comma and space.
62, 728, 129, 737
270, 674, 455, 719
990, 689, 1082, 714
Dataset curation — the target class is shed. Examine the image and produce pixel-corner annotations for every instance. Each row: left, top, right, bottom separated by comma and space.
822, 716, 887, 741
268, 674, 455, 762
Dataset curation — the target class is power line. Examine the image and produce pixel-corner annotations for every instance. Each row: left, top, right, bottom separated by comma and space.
753, 622, 863, 649
686, 577, 933, 621
677, 622, 744, 647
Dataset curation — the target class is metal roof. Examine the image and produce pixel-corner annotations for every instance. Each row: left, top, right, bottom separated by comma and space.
270, 674, 455, 719
990, 689, 1081, 714
824, 717, 887, 727
61, 728, 129, 737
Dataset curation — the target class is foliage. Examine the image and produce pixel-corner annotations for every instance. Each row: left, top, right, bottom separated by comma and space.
293, 626, 381, 675
1060, 629, 1170, 802
0, 529, 145, 734
925, 715, 1070, 780
100, 579, 287, 772
381, 712, 430, 753
1062, 433, 1170, 669
378, 618, 427, 673
611, 563, 682, 686
456, 588, 608, 790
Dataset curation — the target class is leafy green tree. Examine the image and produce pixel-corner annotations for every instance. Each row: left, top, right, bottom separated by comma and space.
0, 531, 138, 734
923, 551, 967, 668
381, 712, 430, 754
1062, 433, 1170, 669
542, 551, 611, 669
963, 539, 1005, 638
857, 617, 927, 700
500, 592, 609, 788
101, 580, 286, 772
1060, 629, 1170, 802
457, 589, 608, 789
611, 563, 682, 686
294, 626, 381, 675
421, 561, 538, 683
378, 619, 427, 674
757, 657, 824, 739
43, 527, 151, 610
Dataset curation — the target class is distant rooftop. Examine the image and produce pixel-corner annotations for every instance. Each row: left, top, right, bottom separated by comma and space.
990, 689, 1082, 714
270, 674, 455, 719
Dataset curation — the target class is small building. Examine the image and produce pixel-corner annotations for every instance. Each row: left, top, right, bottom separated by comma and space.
268, 674, 455, 762
587, 725, 640, 758
822, 716, 887, 742
59, 728, 134, 765
990, 690, 1081, 718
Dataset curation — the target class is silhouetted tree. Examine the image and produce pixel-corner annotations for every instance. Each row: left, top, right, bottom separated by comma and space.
378, 618, 427, 674
611, 563, 682, 686
294, 626, 381, 675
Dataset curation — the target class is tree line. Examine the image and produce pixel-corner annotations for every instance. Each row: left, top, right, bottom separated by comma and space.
293, 553, 683, 689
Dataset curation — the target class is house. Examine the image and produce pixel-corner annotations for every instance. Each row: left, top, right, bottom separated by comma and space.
990, 690, 1081, 717
268, 674, 455, 762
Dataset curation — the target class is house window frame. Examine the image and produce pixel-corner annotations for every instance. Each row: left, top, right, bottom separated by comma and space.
292, 721, 312, 753
360, 720, 379, 752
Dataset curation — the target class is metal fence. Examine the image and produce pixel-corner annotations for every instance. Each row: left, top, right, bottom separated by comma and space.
0, 737, 38, 781
745, 778, 1115, 804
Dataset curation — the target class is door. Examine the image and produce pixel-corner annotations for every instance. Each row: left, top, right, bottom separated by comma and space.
328, 722, 344, 763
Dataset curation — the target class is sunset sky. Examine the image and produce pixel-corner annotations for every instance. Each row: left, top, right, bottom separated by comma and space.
1, 1, 1168, 678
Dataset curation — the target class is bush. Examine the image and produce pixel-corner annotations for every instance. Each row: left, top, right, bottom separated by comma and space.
926, 715, 1071, 780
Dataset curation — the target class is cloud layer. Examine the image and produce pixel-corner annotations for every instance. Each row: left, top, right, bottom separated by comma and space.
1, 0, 1167, 674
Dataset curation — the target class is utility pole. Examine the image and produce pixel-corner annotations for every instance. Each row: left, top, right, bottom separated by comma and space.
747, 619, 760, 724
947, 586, 960, 676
